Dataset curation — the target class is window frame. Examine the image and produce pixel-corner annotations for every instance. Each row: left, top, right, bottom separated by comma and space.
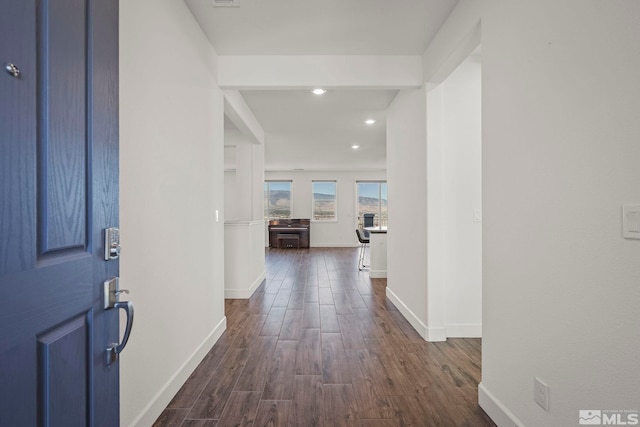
356, 180, 387, 228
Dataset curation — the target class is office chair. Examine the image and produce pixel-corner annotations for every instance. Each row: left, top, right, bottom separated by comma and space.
355, 228, 370, 271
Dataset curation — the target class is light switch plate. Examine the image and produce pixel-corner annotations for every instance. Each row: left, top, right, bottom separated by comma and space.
623, 204, 640, 239
534, 377, 549, 411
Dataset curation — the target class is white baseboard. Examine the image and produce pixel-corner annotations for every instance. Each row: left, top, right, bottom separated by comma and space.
446, 323, 482, 338
128, 316, 227, 427
478, 382, 526, 427
369, 269, 387, 278
225, 271, 265, 299
425, 326, 447, 342
385, 287, 446, 342
386, 287, 427, 339
266, 244, 359, 248
311, 243, 360, 248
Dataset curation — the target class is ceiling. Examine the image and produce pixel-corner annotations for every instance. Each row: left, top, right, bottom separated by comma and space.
241, 89, 396, 171
184, 0, 458, 55
185, 0, 460, 170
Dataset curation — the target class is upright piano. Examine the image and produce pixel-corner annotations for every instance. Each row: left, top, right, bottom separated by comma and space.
268, 219, 310, 248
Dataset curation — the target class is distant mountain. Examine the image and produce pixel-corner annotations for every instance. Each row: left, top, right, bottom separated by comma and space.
268, 191, 386, 206
268, 190, 290, 205
313, 193, 334, 200
359, 196, 376, 205
359, 196, 387, 206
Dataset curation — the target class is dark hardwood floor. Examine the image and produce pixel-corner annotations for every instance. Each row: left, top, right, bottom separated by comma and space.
154, 248, 495, 427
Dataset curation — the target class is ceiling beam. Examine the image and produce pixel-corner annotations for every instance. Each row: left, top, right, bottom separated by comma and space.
223, 90, 265, 144
218, 55, 423, 89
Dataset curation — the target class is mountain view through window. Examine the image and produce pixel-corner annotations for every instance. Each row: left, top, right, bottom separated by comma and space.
264, 181, 292, 219
357, 181, 387, 227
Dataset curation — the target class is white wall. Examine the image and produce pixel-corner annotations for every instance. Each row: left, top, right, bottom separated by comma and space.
265, 170, 386, 247
386, 88, 431, 338
224, 169, 237, 219
434, 53, 483, 338
224, 144, 237, 219
224, 220, 266, 298
427, 1, 640, 426
119, 1, 226, 425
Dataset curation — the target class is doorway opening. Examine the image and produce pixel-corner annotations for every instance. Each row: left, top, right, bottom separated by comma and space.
427, 45, 483, 339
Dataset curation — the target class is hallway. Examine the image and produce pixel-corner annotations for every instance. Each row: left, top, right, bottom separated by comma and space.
154, 248, 494, 426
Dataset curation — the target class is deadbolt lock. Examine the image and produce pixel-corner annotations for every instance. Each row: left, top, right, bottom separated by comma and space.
104, 227, 121, 261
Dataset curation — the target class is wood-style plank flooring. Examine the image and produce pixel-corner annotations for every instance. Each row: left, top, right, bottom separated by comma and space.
154, 248, 495, 427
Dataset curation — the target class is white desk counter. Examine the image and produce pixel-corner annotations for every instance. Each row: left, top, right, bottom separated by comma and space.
365, 226, 387, 278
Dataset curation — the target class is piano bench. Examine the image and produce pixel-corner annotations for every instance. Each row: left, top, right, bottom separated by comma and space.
276, 234, 300, 249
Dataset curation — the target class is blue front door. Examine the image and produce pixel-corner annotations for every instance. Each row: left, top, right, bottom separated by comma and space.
0, 0, 121, 425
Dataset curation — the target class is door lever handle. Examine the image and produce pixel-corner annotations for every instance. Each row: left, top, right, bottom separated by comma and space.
103, 277, 135, 365
106, 301, 134, 366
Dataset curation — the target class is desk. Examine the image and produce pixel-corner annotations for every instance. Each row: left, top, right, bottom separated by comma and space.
365, 226, 387, 278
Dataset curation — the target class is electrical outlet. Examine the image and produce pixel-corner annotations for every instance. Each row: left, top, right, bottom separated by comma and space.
534, 377, 549, 411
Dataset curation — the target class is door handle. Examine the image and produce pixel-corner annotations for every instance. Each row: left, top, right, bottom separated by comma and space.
104, 277, 134, 365
106, 301, 134, 365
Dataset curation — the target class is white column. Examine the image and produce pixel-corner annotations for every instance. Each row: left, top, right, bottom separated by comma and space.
251, 139, 265, 221
234, 141, 253, 221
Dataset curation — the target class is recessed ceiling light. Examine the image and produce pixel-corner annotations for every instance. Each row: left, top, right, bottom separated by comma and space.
352, 145, 360, 149
365, 119, 376, 125
312, 88, 326, 95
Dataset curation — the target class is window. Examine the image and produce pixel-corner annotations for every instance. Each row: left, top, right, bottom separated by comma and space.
264, 181, 292, 219
312, 181, 337, 221
357, 181, 387, 227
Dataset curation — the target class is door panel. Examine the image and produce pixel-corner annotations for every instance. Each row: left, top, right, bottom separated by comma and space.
38, 313, 90, 425
38, 0, 88, 254
0, 0, 120, 425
